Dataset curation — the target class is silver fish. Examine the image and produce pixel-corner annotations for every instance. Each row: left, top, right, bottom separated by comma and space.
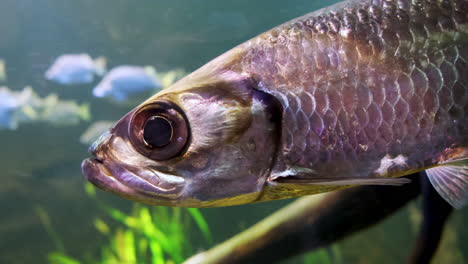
82, 0, 468, 208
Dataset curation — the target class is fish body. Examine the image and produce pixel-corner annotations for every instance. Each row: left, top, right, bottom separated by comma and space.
45, 54, 106, 85
82, 0, 468, 208
0, 87, 22, 129
0, 86, 89, 129
92, 66, 162, 102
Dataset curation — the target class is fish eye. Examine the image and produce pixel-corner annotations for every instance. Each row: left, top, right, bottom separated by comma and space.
129, 100, 189, 161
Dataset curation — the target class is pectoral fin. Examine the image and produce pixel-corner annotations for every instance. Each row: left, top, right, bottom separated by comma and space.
273, 176, 411, 186
269, 166, 410, 186
426, 159, 468, 209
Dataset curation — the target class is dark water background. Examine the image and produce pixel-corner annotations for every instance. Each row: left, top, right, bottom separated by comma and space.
1, 0, 467, 263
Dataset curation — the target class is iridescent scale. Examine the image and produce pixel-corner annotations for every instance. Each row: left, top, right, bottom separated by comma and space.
241, 0, 468, 178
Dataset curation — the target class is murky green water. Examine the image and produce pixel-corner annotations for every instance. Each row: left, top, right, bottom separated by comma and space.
1, 0, 467, 263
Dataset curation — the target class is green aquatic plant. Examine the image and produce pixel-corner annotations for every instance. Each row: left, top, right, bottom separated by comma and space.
302, 245, 342, 264
42, 183, 212, 264
35, 206, 66, 255
41, 183, 339, 264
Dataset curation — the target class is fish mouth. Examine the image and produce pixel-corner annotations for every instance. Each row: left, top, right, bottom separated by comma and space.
81, 158, 185, 203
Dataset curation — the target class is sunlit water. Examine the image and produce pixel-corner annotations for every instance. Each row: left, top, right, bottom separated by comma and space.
1, 0, 467, 263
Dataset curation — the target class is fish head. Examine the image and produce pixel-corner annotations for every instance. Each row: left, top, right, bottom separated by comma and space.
82, 65, 281, 207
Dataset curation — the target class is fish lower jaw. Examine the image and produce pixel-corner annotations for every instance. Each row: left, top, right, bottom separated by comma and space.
81, 158, 183, 200
81, 158, 114, 182
93, 158, 114, 177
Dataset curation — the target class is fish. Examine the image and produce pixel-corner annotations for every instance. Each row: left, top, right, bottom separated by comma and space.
92, 66, 162, 102
45, 54, 106, 85
0, 86, 44, 130
81, 0, 468, 208
0, 86, 90, 129
0, 87, 24, 130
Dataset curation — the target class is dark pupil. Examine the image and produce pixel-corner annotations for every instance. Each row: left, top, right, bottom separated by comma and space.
143, 116, 173, 148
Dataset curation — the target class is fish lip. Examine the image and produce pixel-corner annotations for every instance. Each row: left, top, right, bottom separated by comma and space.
81, 158, 184, 199
81, 158, 118, 194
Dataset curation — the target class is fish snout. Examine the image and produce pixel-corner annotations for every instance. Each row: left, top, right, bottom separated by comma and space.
88, 129, 112, 160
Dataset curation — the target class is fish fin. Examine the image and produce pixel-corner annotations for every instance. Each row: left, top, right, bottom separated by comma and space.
273, 176, 411, 186
426, 158, 468, 209
269, 166, 410, 186
93, 57, 107, 76
143, 66, 157, 77
143, 66, 163, 89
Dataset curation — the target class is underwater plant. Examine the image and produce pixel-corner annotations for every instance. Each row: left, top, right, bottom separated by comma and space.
39, 183, 341, 264
302, 246, 341, 264
40, 183, 212, 264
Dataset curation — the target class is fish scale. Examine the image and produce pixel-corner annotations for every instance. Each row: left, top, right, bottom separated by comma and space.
242, 0, 468, 178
